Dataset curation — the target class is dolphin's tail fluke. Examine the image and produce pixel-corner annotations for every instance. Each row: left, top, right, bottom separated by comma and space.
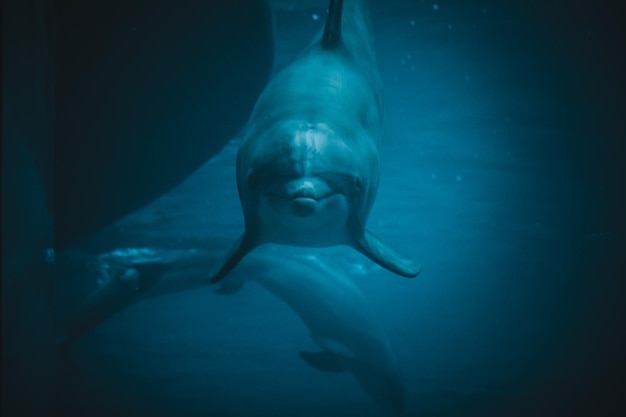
351, 363, 406, 416
299, 348, 405, 416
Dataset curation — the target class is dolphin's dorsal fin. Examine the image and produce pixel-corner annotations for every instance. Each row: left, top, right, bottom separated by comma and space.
321, 0, 344, 49
355, 230, 422, 277
299, 350, 349, 373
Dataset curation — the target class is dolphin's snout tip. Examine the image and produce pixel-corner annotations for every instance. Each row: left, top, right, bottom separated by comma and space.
286, 177, 332, 200
291, 197, 317, 217
290, 182, 316, 197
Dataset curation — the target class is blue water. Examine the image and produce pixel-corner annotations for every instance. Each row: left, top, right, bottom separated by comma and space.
36, 1, 624, 416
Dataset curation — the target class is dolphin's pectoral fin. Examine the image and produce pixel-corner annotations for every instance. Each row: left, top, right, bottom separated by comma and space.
298, 350, 349, 373
355, 230, 421, 278
215, 279, 245, 295
209, 233, 254, 283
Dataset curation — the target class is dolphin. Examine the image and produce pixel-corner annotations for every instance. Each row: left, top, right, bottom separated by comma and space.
55, 248, 173, 366
209, 0, 421, 283
219, 246, 406, 416
53, 246, 406, 415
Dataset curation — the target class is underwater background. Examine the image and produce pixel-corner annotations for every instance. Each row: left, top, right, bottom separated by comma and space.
2, 0, 625, 416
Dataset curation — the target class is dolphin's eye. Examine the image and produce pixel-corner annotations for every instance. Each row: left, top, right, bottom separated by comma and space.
248, 172, 263, 190
354, 176, 363, 191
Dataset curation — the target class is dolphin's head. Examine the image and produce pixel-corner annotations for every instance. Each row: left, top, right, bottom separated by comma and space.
239, 121, 378, 246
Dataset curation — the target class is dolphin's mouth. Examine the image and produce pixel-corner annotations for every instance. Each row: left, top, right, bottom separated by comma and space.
289, 185, 331, 200
290, 196, 318, 217
289, 185, 339, 217
262, 176, 345, 218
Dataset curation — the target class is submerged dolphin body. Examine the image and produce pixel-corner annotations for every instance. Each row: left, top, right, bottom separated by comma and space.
209, 0, 421, 282
220, 247, 406, 416
54, 247, 406, 414
54, 249, 174, 367
57, 245, 405, 415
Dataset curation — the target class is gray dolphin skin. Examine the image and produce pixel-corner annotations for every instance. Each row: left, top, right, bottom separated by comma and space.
209, 0, 421, 283
54, 247, 405, 414
54, 249, 173, 367
220, 247, 406, 416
